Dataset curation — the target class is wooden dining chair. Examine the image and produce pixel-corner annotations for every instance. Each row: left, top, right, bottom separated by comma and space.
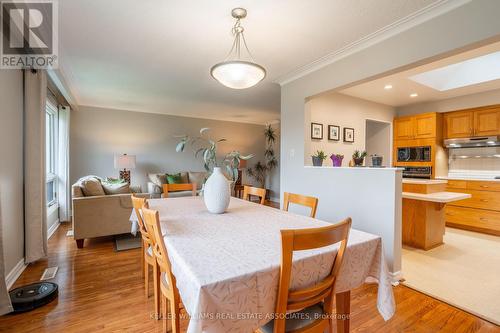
162, 183, 197, 198
260, 218, 352, 333
142, 207, 183, 333
242, 185, 267, 205
283, 192, 319, 218
131, 195, 156, 299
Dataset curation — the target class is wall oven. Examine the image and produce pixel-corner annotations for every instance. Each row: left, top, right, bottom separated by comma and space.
397, 146, 431, 162
402, 167, 432, 179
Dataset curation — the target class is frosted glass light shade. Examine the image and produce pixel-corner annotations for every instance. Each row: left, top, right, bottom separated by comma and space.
114, 154, 136, 169
211, 61, 266, 89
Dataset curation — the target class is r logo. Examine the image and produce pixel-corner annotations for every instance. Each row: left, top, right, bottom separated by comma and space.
2, 1, 53, 55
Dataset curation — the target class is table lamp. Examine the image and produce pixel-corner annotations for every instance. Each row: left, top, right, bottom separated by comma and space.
114, 154, 136, 184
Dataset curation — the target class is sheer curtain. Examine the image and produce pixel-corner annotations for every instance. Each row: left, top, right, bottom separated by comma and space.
57, 106, 71, 222
24, 69, 48, 263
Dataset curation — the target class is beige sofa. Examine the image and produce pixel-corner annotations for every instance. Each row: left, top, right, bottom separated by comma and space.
147, 171, 207, 198
72, 176, 149, 248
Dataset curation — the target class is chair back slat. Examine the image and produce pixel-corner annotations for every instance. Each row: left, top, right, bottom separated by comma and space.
273, 218, 352, 333
141, 208, 177, 293
242, 185, 266, 204
131, 195, 153, 245
283, 192, 318, 218
162, 183, 197, 198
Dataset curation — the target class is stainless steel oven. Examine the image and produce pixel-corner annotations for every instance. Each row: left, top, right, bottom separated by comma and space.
402, 167, 432, 179
397, 146, 431, 162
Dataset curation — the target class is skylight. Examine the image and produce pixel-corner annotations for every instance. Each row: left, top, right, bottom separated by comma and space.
409, 51, 500, 91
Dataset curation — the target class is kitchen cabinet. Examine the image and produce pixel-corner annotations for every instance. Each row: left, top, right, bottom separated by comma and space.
446, 179, 500, 235
394, 116, 415, 140
444, 105, 500, 138
444, 110, 473, 138
474, 108, 500, 136
394, 112, 438, 140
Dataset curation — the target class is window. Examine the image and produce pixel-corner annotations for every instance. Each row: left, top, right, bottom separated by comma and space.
46, 96, 58, 207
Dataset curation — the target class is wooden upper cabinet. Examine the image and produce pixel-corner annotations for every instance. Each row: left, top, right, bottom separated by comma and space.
444, 105, 500, 138
414, 113, 437, 139
474, 108, 500, 136
444, 111, 473, 138
394, 112, 437, 140
394, 116, 415, 140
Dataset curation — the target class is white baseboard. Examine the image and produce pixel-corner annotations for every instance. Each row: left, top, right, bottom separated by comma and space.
5, 258, 27, 290
47, 220, 60, 240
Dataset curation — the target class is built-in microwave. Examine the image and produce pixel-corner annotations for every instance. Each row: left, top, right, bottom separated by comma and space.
397, 146, 431, 162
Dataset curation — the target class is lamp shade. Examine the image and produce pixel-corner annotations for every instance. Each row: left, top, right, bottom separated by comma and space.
114, 154, 136, 169
211, 61, 266, 89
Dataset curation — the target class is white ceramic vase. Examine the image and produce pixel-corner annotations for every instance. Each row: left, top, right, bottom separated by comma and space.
203, 167, 230, 214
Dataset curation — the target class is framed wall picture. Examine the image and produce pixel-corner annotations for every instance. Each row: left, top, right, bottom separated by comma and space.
311, 123, 323, 139
328, 125, 340, 141
343, 127, 355, 143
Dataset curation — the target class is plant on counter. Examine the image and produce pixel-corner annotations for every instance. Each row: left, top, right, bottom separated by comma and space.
247, 125, 279, 188
352, 150, 367, 166
175, 127, 254, 181
311, 150, 327, 166
330, 154, 344, 167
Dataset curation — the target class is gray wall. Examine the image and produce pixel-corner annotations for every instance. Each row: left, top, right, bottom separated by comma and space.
280, 0, 500, 276
0, 70, 24, 275
397, 87, 500, 116
71, 106, 280, 198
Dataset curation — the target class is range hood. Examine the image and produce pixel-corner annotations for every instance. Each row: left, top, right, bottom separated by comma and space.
444, 136, 500, 148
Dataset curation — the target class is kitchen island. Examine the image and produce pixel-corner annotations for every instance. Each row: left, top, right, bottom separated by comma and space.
402, 179, 471, 250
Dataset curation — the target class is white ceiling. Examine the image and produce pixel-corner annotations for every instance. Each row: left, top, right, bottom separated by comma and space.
59, 0, 442, 124
340, 41, 500, 107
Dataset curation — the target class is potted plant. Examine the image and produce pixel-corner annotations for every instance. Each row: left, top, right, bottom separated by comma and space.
176, 128, 253, 213
311, 150, 327, 166
247, 125, 278, 189
330, 154, 344, 167
352, 150, 367, 166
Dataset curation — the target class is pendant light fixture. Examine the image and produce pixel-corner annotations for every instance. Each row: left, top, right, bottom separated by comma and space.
210, 8, 266, 89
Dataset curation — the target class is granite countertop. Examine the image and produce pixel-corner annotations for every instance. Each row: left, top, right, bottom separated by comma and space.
436, 176, 500, 182
402, 191, 471, 203
402, 179, 448, 185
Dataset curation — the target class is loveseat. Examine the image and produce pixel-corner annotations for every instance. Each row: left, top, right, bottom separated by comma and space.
147, 171, 207, 198
72, 176, 149, 248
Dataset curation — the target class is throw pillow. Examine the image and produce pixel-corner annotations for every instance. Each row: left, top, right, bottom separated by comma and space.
101, 180, 130, 195
166, 173, 182, 184
81, 177, 105, 197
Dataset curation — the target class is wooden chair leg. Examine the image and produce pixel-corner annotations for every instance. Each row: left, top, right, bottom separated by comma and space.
336, 291, 351, 333
141, 240, 145, 278
145, 261, 149, 297
75, 239, 84, 248
171, 297, 181, 333
153, 263, 161, 319
163, 296, 170, 332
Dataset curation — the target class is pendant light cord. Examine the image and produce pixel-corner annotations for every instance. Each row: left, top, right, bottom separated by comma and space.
223, 17, 256, 63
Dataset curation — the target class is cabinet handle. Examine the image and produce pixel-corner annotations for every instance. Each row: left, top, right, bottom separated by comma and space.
479, 217, 488, 222
480, 185, 489, 188
480, 199, 489, 202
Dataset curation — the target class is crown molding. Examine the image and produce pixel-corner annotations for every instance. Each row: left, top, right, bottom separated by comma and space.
274, 0, 472, 86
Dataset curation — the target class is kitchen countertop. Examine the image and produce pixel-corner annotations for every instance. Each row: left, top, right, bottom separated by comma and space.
402, 179, 448, 185
402, 191, 471, 203
436, 176, 500, 182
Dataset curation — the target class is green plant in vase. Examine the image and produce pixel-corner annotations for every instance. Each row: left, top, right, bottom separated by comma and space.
311, 150, 327, 166
247, 125, 278, 188
352, 150, 367, 166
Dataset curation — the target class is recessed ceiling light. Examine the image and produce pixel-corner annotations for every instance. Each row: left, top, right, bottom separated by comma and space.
384, 84, 393, 90
410, 93, 418, 98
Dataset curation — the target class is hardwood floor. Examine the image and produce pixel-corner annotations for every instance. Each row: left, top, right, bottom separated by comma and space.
1, 223, 498, 333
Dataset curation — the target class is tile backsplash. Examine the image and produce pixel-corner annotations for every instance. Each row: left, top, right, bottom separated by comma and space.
448, 147, 500, 174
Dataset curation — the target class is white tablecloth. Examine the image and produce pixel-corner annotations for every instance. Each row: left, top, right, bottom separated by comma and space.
130, 197, 395, 333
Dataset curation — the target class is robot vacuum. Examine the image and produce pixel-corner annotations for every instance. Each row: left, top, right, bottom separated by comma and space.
9, 282, 58, 313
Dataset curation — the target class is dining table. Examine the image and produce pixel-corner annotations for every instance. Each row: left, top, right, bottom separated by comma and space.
130, 196, 395, 333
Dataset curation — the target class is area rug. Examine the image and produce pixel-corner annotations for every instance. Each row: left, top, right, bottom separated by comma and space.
114, 234, 142, 251
402, 227, 500, 325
